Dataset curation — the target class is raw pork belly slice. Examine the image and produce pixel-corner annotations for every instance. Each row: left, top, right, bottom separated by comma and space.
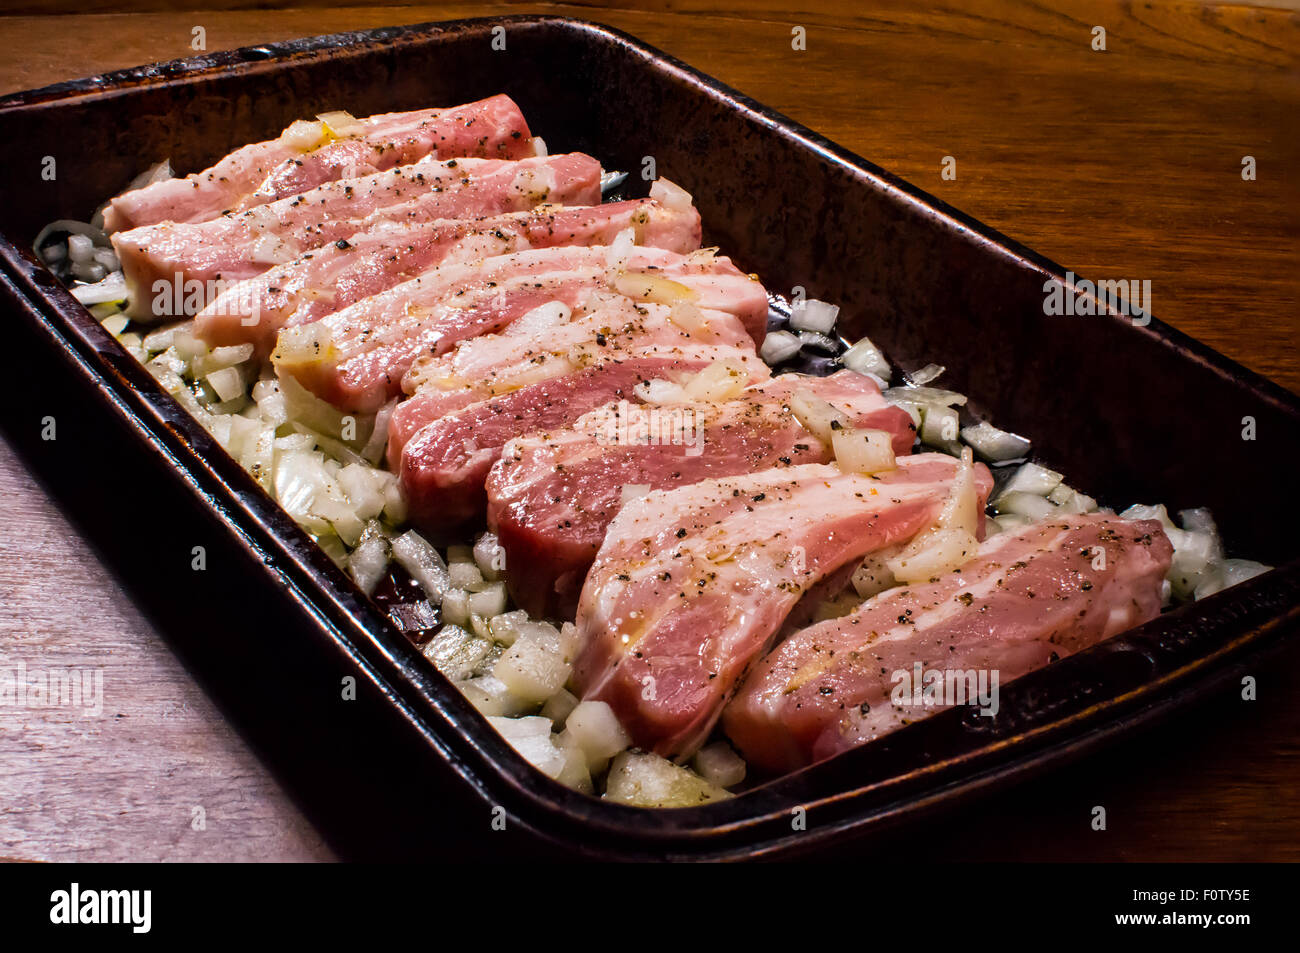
390, 298, 766, 527
570, 455, 994, 759
486, 370, 917, 617
278, 246, 768, 411
115, 153, 601, 318
399, 296, 757, 399
724, 514, 1173, 772
103, 95, 533, 231
194, 198, 702, 351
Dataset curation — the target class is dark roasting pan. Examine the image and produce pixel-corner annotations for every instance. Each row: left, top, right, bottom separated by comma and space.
1, 15, 1296, 861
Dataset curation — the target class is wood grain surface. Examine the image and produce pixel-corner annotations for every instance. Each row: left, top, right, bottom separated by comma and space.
0, 0, 1296, 862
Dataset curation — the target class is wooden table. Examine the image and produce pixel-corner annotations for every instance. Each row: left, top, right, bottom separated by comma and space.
0, 0, 1296, 862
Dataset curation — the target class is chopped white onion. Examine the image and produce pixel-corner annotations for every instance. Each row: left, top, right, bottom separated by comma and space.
473, 531, 506, 581
788, 389, 847, 445
760, 329, 801, 364
906, 363, 946, 386
1000, 462, 1064, 498
604, 752, 730, 808
961, 420, 1031, 462
886, 527, 979, 583
996, 491, 1059, 522
789, 298, 839, 333
633, 378, 687, 404
649, 177, 694, 212
487, 716, 567, 779
920, 404, 962, 454
70, 270, 128, 306
832, 427, 896, 475
347, 524, 390, 595
691, 742, 747, 789
683, 360, 747, 401
390, 531, 450, 602
494, 625, 572, 704
841, 336, 891, 382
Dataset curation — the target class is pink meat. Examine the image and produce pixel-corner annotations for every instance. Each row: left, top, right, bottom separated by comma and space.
724, 514, 1173, 773
280, 246, 767, 411
194, 198, 702, 353
115, 153, 601, 319
392, 302, 765, 528
103, 95, 534, 231
486, 371, 917, 617
570, 455, 995, 759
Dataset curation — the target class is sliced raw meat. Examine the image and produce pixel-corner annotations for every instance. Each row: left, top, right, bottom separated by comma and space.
278, 246, 767, 411
103, 95, 533, 231
194, 199, 702, 351
724, 514, 1173, 772
570, 455, 994, 759
486, 370, 917, 617
115, 153, 601, 319
399, 296, 757, 400
392, 302, 765, 527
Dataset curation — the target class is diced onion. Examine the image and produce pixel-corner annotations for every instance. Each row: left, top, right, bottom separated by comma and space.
560, 700, 632, 772
831, 427, 896, 475
206, 366, 244, 403
920, 404, 962, 454
906, 363, 945, 386
886, 527, 979, 583
760, 329, 801, 364
961, 420, 1031, 462
691, 742, 747, 789
999, 462, 1064, 497
787, 389, 847, 445
649, 177, 694, 212
668, 301, 708, 333
852, 549, 900, 598
683, 360, 747, 401
316, 110, 363, 137
473, 531, 506, 581
789, 298, 839, 333
633, 378, 687, 404
604, 752, 730, 808
614, 271, 698, 305
841, 336, 891, 382
797, 330, 838, 353
487, 716, 567, 779
281, 118, 328, 152
390, 531, 451, 602
494, 625, 571, 704
996, 491, 1059, 522
70, 271, 127, 306
883, 385, 968, 407
1047, 483, 1098, 514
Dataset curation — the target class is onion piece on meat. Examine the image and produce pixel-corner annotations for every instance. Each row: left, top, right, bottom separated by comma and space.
650, 177, 693, 212
787, 389, 848, 445
831, 427, 896, 475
